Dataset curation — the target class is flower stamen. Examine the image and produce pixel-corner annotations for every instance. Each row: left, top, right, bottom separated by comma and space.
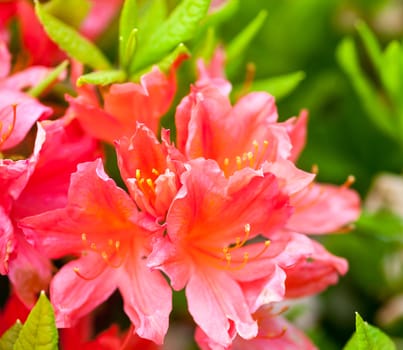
0, 104, 17, 147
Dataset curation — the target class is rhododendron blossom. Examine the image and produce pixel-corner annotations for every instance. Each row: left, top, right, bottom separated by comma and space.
21, 159, 172, 344
1, 117, 99, 306
0, 2, 367, 349
147, 159, 324, 347
68, 66, 178, 144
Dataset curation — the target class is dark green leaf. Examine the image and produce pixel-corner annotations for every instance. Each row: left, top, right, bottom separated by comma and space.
226, 10, 267, 77
337, 37, 395, 140
355, 20, 383, 72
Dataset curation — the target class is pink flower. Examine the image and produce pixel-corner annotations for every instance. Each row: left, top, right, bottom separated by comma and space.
283, 238, 348, 298
195, 305, 317, 350
1, 118, 100, 306
175, 79, 312, 192
148, 159, 300, 347
0, 40, 67, 151
283, 112, 361, 234
21, 159, 172, 344
115, 123, 184, 221
67, 67, 177, 144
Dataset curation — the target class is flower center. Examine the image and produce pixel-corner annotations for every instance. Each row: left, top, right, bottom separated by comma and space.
194, 224, 271, 271
73, 233, 126, 280
222, 139, 269, 176
135, 168, 159, 198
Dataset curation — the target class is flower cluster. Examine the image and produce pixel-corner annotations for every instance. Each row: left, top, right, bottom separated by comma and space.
0, 2, 360, 349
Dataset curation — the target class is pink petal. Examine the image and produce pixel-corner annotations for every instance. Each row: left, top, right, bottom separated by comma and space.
50, 254, 117, 328
187, 268, 258, 347
20, 159, 143, 258
0, 123, 45, 209
196, 47, 231, 96
104, 68, 176, 135
232, 310, 318, 350
7, 230, 52, 307
118, 252, 172, 344
0, 40, 11, 79
0, 206, 14, 275
283, 109, 308, 162
287, 182, 361, 234
80, 0, 123, 40
13, 118, 100, 218
0, 66, 61, 91
284, 239, 348, 298
0, 90, 52, 150
67, 94, 125, 143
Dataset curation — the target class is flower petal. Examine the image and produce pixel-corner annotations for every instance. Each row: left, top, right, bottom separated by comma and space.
50, 254, 117, 328
187, 268, 258, 347
118, 252, 172, 344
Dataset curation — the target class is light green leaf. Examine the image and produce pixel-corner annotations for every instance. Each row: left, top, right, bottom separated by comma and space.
137, 0, 167, 44
130, 43, 190, 81
381, 41, 401, 102
356, 20, 383, 72
13, 292, 58, 350
194, 27, 217, 63
131, 0, 211, 72
202, 0, 239, 28
344, 313, 396, 350
43, 0, 91, 28
119, 0, 137, 68
248, 71, 305, 100
77, 69, 127, 86
0, 321, 22, 350
226, 10, 267, 77
27, 60, 69, 98
34, 0, 111, 70
337, 37, 395, 139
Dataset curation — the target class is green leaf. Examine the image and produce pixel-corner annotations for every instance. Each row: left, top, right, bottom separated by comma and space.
356, 210, 403, 243
226, 10, 267, 77
27, 60, 69, 98
202, 0, 239, 28
119, 0, 137, 68
43, 0, 91, 28
137, 0, 167, 44
34, 0, 111, 70
0, 321, 22, 350
355, 20, 383, 72
130, 43, 190, 81
344, 313, 396, 350
380, 41, 401, 102
77, 69, 127, 86
336, 37, 396, 140
194, 27, 217, 63
13, 292, 58, 350
131, 0, 211, 72
248, 70, 305, 100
